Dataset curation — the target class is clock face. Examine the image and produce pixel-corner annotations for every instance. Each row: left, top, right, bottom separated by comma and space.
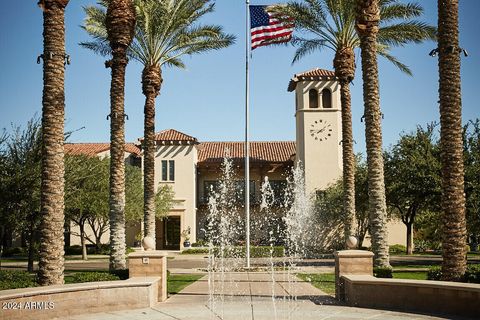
310, 119, 333, 141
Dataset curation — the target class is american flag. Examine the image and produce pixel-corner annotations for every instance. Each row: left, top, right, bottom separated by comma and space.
250, 5, 294, 50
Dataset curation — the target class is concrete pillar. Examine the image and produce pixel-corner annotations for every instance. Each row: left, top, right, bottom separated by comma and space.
129, 251, 168, 302
334, 250, 374, 301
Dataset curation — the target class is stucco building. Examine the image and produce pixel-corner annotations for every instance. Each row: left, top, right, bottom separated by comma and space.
65, 68, 405, 250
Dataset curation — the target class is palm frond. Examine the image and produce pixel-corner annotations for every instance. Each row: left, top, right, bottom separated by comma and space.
81, 0, 235, 71
79, 41, 111, 57
291, 37, 327, 64
379, 21, 436, 47
380, 1, 423, 22
163, 57, 186, 69
377, 44, 412, 76
268, 0, 433, 76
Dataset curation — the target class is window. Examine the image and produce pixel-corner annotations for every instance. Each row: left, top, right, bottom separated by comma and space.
203, 181, 220, 202
234, 180, 256, 203
162, 160, 167, 181
161, 160, 175, 181
169, 160, 175, 181
202, 180, 255, 203
322, 88, 332, 108
269, 180, 287, 205
309, 89, 318, 108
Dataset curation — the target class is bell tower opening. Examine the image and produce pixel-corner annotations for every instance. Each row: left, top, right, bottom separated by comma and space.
309, 89, 319, 108
322, 88, 332, 109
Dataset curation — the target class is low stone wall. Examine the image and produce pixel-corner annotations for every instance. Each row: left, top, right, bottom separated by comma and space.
343, 275, 480, 318
129, 251, 167, 302
0, 277, 159, 320
334, 250, 373, 300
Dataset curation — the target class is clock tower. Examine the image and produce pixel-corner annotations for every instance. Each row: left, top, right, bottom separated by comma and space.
288, 68, 343, 195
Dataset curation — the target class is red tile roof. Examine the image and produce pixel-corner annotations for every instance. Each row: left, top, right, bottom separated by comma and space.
153, 129, 198, 143
124, 144, 142, 155
288, 68, 337, 91
197, 141, 296, 164
64, 143, 141, 157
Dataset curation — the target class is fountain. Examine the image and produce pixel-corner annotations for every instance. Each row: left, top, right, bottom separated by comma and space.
204, 154, 316, 319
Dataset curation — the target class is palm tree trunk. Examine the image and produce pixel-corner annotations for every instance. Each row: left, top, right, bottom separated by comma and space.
108, 48, 128, 270
340, 83, 356, 243
437, 0, 467, 281
37, 0, 69, 286
106, 0, 135, 271
334, 47, 357, 246
340, 82, 355, 242
142, 65, 162, 247
356, 0, 390, 267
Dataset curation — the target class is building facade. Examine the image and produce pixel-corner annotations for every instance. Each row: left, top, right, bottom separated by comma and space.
65, 68, 405, 250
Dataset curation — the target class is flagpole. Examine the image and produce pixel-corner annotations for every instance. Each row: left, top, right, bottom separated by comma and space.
245, 0, 251, 269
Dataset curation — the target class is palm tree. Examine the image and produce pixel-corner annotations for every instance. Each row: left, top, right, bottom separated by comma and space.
105, 0, 135, 271
82, 0, 234, 249
37, 0, 69, 286
355, 0, 387, 267
272, 0, 435, 251
436, 0, 467, 281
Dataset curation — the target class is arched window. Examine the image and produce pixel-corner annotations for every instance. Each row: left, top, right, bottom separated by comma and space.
322, 89, 332, 108
309, 89, 318, 108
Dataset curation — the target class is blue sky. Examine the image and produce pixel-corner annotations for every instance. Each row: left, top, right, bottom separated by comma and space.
0, 1, 478, 155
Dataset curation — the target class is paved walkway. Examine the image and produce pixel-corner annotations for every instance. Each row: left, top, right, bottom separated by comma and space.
69, 272, 454, 320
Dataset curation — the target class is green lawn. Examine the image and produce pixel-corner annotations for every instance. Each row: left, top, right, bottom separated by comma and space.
392, 264, 436, 269
392, 271, 428, 280
297, 273, 335, 296
1, 269, 203, 294
167, 274, 203, 295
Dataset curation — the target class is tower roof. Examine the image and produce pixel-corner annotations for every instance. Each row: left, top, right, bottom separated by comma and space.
287, 68, 337, 92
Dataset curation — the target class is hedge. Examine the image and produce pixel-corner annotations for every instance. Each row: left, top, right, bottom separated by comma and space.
0, 270, 37, 290
181, 246, 285, 258
427, 264, 480, 283
373, 266, 393, 278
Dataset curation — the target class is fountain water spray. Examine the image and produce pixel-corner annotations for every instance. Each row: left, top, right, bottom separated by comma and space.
205, 156, 315, 319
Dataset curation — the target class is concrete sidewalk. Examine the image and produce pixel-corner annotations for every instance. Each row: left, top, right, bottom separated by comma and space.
69, 272, 453, 320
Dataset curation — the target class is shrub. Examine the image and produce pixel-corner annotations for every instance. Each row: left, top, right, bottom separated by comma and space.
65, 245, 83, 255
181, 248, 209, 254
389, 244, 406, 254
427, 266, 442, 280
126, 247, 135, 255
181, 246, 285, 257
66, 272, 120, 284
413, 239, 440, 253
374, 267, 393, 278
192, 240, 207, 247
213, 246, 285, 258
413, 240, 430, 253
109, 269, 129, 280
463, 265, 480, 284
251, 246, 285, 258
0, 270, 37, 290
92, 244, 111, 255
1, 247, 24, 257
425, 265, 480, 283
